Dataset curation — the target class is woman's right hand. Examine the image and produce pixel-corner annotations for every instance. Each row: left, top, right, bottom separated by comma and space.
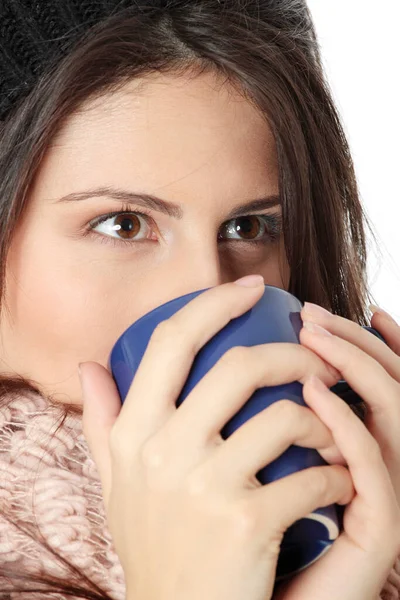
79, 275, 353, 600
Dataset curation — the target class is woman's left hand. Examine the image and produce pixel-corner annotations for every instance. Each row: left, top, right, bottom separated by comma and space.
273, 302, 400, 600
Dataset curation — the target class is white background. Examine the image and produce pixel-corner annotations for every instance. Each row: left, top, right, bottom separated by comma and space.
307, 0, 399, 321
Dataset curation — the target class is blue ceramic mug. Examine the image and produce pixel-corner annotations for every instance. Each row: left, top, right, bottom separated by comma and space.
108, 285, 386, 581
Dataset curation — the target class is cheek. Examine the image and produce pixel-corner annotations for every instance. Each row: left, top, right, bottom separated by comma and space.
4, 233, 142, 361
8, 247, 91, 334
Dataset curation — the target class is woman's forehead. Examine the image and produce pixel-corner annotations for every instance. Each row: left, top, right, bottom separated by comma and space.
36, 73, 279, 210
50, 72, 276, 157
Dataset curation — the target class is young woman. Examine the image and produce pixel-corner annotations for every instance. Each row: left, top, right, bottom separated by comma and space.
0, 1, 399, 599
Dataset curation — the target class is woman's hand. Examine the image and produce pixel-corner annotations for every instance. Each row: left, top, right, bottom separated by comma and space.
273, 302, 400, 600
80, 280, 353, 600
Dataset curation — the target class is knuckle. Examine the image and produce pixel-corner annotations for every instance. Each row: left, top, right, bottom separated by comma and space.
230, 499, 260, 538
343, 354, 359, 375
150, 319, 183, 346
270, 399, 299, 424
306, 467, 330, 497
289, 344, 318, 378
220, 345, 249, 369
139, 437, 166, 470
339, 346, 372, 378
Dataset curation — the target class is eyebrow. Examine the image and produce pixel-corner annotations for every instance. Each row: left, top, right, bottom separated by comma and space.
53, 186, 281, 219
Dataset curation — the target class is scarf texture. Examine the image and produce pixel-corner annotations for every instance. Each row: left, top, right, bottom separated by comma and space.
0, 390, 399, 600
0, 391, 125, 600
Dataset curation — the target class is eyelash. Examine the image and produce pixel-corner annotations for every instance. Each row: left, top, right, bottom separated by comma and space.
84, 202, 283, 249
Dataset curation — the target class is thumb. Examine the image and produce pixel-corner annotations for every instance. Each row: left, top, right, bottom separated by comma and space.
79, 361, 122, 511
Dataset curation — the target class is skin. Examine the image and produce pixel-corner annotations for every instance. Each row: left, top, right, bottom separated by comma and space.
0, 71, 290, 405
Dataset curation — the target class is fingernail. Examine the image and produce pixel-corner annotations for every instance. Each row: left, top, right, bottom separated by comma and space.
303, 302, 332, 319
303, 321, 333, 337
369, 304, 398, 325
234, 274, 265, 287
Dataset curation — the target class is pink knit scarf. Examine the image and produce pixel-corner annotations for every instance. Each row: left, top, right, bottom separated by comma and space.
0, 391, 125, 600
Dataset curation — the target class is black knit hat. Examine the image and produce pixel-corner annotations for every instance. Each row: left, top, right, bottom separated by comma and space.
0, 0, 168, 121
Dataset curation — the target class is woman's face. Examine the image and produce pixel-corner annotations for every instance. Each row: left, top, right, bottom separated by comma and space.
0, 71, 290, 405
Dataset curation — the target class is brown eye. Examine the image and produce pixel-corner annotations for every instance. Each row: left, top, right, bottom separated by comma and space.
219, 215, 271, 242
113, 214, 141, 239
88, 209, 282, 249
91, 212, 155, 241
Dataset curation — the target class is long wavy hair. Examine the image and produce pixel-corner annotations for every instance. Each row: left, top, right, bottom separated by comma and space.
0, 0, 381, 597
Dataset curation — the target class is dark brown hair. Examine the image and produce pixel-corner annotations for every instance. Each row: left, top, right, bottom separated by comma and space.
0, 0, 381, 597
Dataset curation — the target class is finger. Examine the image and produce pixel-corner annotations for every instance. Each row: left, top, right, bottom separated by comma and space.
370, 309, 400, 357
299, 324, 400, 493
300, 304, 400, 382
251, 463, 354, 536
380, 580, 399, 599
370, 304, 399, 327
115, 279, 265, 447
80, 361, 122, 511
385, 557, 400, 591
303, 375, 398, 547
200, 400, 343, 490
160, 342, 340, 458
299, 324, 400, 421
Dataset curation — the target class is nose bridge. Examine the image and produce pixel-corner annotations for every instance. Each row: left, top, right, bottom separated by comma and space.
173, 243, 223, 295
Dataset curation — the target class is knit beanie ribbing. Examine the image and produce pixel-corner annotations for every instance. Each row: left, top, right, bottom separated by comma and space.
0, 0, 164, 121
